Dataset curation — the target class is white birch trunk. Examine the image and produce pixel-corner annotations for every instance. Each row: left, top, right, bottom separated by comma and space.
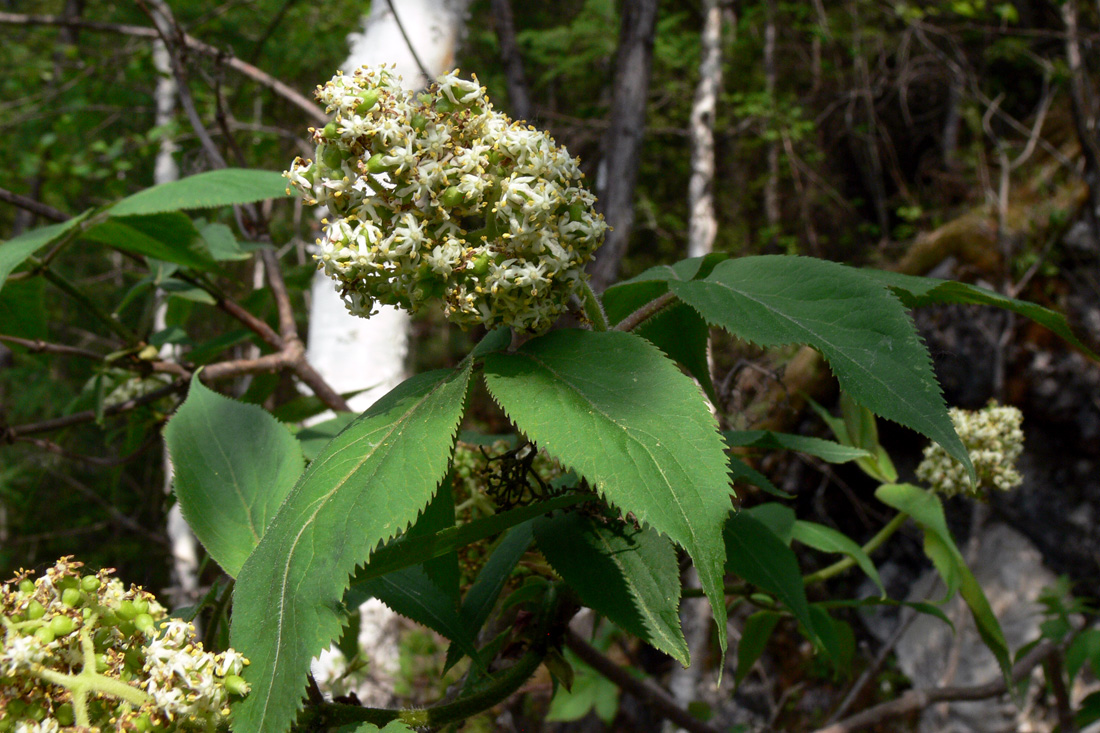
308, 0, 470, 705
686, 0, 722, 259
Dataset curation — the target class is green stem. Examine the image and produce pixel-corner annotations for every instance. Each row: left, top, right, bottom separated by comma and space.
802, 511, 909, 586
613, 290, 677, 332
578, 279, 608, 331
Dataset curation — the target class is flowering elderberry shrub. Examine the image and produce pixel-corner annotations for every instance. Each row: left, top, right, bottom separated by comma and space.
916, 403, 1025, 498
0, 557, 248, 732
286, 66, 608, 332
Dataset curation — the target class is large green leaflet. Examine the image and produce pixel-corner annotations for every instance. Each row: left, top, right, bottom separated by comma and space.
671, 256, 973, 482
230, 365, 472, 733
535, 512, 689, 664
859, 268, 1097, 358
483, 329, 733, 662
876, 483, 1011, 679
109, 168, 290, 217
82, 214, 218, 271
164, 376, 304, 578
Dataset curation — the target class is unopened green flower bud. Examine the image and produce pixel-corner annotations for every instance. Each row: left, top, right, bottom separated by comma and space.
224, 674, 250, 697
322, 121, 339, 139
62, 587, 83, 607
35, 626, 55, 644
441, 186, 467, 209
471, 254, 491, 277
411, 113, 428, 131
118, 599, 139, 620
18, 579, 35, 594
134, 613, 155, 635
356, 89, 381, 113
321, 144, 346, 171
25, 599, 46, 620
55, 703, 75, 726
81, 575, 101, 592
49, 614, 76, 637
366, 153, 392, 175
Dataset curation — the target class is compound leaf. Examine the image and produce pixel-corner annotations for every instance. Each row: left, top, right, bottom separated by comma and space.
109, 169, 289, 217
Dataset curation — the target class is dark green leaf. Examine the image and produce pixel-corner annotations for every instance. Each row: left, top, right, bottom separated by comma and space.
0, 278, 47, 340
535, 512, 689, 664
735, 611, 780, 687
109, 169, 290, 217
164, 376, 304, 577
230, 365, 472, 733
198, 221, 256, 261
876, 483, 1011, 679
724, 511, 814, 635
0, 212, 90, 294
82, 213, 217, 271
808, 604, 854, 673
483, 329, 733, 662
295, 412, 358, 462
745, 503, 796, 545
859, 268, 1098, 358
673, 256, 972, 482
723, 430, 870, 463
728, 454, 793, 499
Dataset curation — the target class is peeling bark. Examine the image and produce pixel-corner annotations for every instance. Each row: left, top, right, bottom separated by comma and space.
687, 0, 722, 259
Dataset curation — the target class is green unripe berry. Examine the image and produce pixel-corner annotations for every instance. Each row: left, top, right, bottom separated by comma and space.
34, 627, 55, 644
26, 703, 46, 722
568, 202, 586, 222
366, 153, 392, 175
124, 647, 144, 670
55, 703, 75, 726
321, 145, 345, 171
55, 576, 78, 591
132, 597, 150, 615
18, 579, 35, 594
471, 254, 491, 277
49, 614, 76, 637
25, 599, 46, 620
134, 613, 155, 635
95, 652, 109, 672
356, 89, 381, 113
6, 699, 26, 716
322, 121, 339, 139
61, 587, 83, 607
81, 575, 101, 592
411, 113, 428, 131
224, 674, 250, 697
441, 186, 467, 209
435, 97, 457, 114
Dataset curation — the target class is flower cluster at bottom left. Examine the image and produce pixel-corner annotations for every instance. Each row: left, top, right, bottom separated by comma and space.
1, 557, 248, 732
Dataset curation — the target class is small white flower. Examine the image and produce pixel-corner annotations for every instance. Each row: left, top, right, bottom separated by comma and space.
917, 403, 1025, 498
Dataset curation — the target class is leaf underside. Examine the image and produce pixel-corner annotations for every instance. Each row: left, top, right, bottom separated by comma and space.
229, 365, 472, 733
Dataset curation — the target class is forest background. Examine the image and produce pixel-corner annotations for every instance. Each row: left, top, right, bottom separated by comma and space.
3, 0, 1100, 731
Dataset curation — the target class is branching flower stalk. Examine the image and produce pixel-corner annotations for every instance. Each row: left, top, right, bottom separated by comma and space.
286, 66, 608, 333
1, 558, 249, 732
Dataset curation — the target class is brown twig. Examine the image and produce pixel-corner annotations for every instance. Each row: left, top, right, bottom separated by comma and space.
613, 290, 677, 332
3, 381, 183, 440
0, 11, 325, 123
563, 630, 723, 733
0, 186, 68, 223
0, 334, 102, 360
811, 639, 1058, 733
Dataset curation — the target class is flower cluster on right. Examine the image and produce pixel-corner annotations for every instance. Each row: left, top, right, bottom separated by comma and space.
917, 403, 1025, 498
286, 66, 607, 333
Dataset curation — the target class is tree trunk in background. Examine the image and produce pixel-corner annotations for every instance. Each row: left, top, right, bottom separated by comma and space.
763, 0, 781, 245
307, 0, 469, 417
490, 0, 531, 122
146, 0, 202, 612
687, 0, 722, 259
306, 0, 470, 705
587, 0, 659, 291
1060, 0, 1100, 243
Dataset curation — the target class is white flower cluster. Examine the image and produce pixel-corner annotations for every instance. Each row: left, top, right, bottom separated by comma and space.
916, 404, 1025, 498
286, 66, 607, 332
0, 558, 248, 732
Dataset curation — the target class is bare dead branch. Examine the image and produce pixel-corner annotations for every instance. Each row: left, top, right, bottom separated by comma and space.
0, 11, 325, 124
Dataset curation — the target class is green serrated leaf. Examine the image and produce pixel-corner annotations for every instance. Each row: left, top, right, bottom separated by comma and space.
724, 511, 814, 636
199, 221, 254, 261
535, 512, 689, 665
876, 483, 1011, 680
723, 430, 871, 463
859, 268, 1099, 359
230, 365, 472, 733
672, 256, 973, 483
735, 611, 780, 687
164, 376, 304, 577
745, 503, 796, 545
728, 454, 793, 499
483, 329, 733, 663
82, 214, 217, 271
791, 520, 885, 596
0, 211, 90, 294
109, 169, 290, 217
294, 412, 358, 462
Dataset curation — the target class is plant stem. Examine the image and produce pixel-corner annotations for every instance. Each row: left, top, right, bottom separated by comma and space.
37, 265, 140, 344
802, 512, 909, 586
578, 279, 609, 331
613, 290, 677, 332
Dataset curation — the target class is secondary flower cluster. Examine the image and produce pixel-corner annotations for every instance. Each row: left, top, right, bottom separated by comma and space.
286, 66, 607, 332
0, 557, 248, 732
916, 403, 1025, 498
